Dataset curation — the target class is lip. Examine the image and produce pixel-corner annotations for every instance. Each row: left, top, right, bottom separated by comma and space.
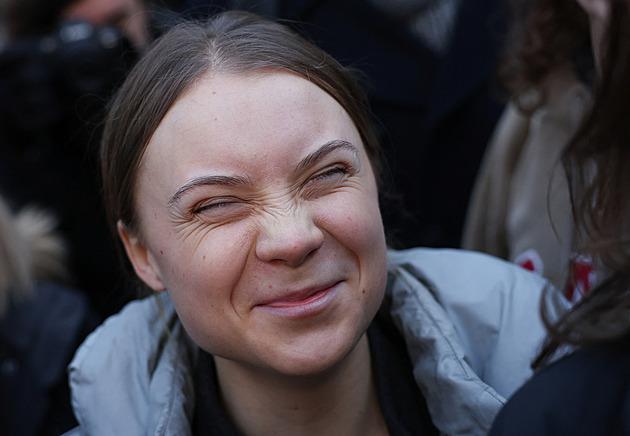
255, 281, 341, 319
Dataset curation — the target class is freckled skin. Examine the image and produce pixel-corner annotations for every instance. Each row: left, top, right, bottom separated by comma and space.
128, 70, 388, 378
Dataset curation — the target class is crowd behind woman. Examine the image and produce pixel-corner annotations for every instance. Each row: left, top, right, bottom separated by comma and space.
489, 0, 630, 433
2, 0, 630, 434
0, 194, 95, 436
62, 10, 549, 435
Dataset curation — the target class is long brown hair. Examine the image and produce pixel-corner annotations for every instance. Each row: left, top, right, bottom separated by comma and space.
100, 11, 381, 294
535, 1, 630, 368
499, 0, 590, 99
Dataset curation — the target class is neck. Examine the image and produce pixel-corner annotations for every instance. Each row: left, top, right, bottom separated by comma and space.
584, 2, 611, 78
214, 334, 388, 436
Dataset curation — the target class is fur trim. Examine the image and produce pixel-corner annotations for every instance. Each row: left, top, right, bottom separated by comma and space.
0, 197, 68, 317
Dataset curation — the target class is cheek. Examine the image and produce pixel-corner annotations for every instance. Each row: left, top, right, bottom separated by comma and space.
316, 188, 387, 284
321, 178, 385, 250
152, 219, 253, 285
152, 227, 255, 355
325, 191, 388, 331
149, 224, 252, 305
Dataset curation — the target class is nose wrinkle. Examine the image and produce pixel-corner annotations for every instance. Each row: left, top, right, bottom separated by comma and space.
255, 205, 324, 266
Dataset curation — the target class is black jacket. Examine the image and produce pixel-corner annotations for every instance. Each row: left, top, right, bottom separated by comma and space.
490, 338, 630, 436
0, 282, 97, 436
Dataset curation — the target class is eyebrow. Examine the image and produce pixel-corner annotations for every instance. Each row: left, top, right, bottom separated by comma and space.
168, 175, 252, 206
292, 140, 359, 177
167, 139, 359, 206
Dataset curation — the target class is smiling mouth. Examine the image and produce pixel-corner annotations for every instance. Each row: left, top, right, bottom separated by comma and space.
256, 282, 341, 318
264, 288, 329, 308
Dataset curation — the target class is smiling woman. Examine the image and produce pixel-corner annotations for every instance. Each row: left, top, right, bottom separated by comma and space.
65, 10, 553, 436
122, 69, 387, 383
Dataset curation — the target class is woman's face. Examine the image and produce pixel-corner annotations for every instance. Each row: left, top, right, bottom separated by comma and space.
123, 70, 388, 377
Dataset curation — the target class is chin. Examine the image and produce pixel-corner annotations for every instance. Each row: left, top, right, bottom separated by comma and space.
263, 323, 369, 379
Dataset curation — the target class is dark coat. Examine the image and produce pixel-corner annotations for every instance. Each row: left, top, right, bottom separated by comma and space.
490, 338, 630, 436
0, 282, 97, 436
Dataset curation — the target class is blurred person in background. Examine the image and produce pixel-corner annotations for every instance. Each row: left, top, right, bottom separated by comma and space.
462, 0, 595, 301
0, 193, 96, 436
4, 0, 150, 49
0, 0, 153, 319
489, 0, 630, 433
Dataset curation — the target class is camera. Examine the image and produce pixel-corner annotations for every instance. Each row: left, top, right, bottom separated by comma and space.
41, 20, 137, 96
0, 20, 137, 136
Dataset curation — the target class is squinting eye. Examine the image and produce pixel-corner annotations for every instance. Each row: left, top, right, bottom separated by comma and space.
303, 164, 351, 199
310, 165, 348, 182
193, 199, 240, 214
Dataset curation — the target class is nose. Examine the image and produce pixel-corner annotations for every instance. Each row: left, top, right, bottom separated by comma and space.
255, 204, 324, 266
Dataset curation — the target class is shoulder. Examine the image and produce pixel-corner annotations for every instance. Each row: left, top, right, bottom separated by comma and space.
386, 248, 554, 435
387, 247, 556, 393
538, 67, 591, 122
68, 293, 196, 434
71, 294, 170, 367
0, 282, 96, 436
1, 281, 95, 379
490, 339, 630, 435
387, 247, 549, 297
69, 292, 190, 385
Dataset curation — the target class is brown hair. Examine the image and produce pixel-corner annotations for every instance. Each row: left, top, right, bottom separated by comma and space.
535, 2, 630, 368
499, 0, 590, 99
101, 11, 380, 287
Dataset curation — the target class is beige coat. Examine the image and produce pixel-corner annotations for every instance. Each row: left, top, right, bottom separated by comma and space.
462, 68, 591, 291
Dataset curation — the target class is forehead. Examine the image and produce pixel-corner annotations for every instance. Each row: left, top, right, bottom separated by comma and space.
141, 70, 362, 177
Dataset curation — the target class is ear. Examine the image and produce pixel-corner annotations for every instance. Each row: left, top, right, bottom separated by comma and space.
117, 220, 166, 292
